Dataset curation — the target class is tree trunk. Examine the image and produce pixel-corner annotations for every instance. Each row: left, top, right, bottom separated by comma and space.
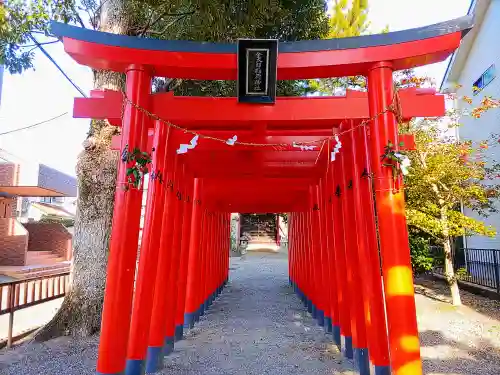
34, 0, 130, 341
441, 206, 462, 306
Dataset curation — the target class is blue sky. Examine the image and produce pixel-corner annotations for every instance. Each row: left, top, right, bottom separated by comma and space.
0, 0, 471, 177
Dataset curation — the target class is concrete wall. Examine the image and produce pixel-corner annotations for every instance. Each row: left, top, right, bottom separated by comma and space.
0, 218, 28, 266
22, 222, 72, 260
455, 0, 500, 250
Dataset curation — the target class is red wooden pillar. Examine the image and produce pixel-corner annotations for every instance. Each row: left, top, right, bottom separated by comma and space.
354, 123, 390, 370
163, 164, 186, 353
203, 213, 214, 310
216, 213, 223, 295
184, 180, 203, 329
312, 185, 326, 327
344, 121, 370, 374
198, 212, 210, 317
97, 66, 151, 375
326, 165, 340, 345
145, 156, 178, 373
368, 63, 422, 375
289, 213, 294, 287
125, 122, 169, 374
302, 212, 313, 312
225, 213, 230, 285
320, 177, 336, 334
174, 176, 194, 341
298, 212, 312, 306
332, 152, 353, 359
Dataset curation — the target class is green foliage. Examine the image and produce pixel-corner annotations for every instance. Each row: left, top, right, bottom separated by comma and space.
308, 0, 370, 95
328, 0, 369, 38
122, 146, 152, 190
409, 235, 434, 274
1, 0, 78, 73
404, 118, 500, 240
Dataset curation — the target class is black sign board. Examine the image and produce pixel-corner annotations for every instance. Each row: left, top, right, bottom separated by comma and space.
237, 39, 278, 104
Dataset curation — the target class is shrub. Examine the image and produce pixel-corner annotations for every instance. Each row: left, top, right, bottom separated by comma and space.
409, 235, 434, 274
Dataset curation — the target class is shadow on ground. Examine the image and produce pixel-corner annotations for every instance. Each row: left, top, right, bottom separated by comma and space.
420, 329, 500, 374
414, 276, 500, 321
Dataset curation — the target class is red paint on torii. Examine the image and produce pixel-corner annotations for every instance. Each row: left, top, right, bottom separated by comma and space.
50, 15, 473, 375
75, 87, 444, 129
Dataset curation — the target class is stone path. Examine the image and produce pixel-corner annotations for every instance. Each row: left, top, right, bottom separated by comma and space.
1, 253, 500, 375
0, 253, 355, 375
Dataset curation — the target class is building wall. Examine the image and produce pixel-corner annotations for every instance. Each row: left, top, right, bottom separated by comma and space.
0, 218, 28, 266
0, 197, 16, 218
0, 163, 19, 186
456, 0, 500, 249
23, 222, 72, 260
38, 164, 77, 197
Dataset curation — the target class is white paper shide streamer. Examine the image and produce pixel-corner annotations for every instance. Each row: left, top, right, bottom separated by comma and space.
292, 142, 317, 151
177, 135, 199, 154
394, 152, 411, 175
226, 135, 237, 146
330, 135, 342, 161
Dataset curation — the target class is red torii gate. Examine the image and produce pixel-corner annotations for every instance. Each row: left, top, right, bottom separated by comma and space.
52, 15, 472, 375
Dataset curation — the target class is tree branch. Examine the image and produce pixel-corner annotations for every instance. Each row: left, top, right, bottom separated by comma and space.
72, 4, 87, 28
22, 39, 60, 49
142, 11, 195, 37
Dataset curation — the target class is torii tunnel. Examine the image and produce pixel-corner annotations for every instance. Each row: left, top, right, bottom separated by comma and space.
53, 15, 472, 375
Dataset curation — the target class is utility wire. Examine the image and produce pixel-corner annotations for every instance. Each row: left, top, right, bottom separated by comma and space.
0, 112, 68, 136
27, 34, 88, 98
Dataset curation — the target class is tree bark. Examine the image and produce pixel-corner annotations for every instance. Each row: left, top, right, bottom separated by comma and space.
34, 0, 130, 341
441, 206, 462, 306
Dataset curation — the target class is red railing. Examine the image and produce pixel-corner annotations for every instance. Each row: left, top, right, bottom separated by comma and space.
0, 272, 70, 348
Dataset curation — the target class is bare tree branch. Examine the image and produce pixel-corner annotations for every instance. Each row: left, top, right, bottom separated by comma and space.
22, 39, 60, 49
72, 4, 87, 28
141, 10, 196, 37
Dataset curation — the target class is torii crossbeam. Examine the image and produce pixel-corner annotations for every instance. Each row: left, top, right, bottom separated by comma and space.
52, 14, 473, 375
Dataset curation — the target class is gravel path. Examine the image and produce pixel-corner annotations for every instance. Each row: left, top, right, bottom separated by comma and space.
415, 277, 500, 375
1, 254, 500, 375
0, 253, 355, 375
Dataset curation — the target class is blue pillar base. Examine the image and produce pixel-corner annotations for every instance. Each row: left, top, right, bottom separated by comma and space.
317, 309, 325, 326
354, 348, 370, 375
307, 300, 313, 313
374, 365, 391, 375
341, 335, 353, 359
324, 317, 332, 333
163, 337, 174, 356
125, 359, 145, 375
332, 325, 341, 347
194, 309, 200, 322
311, 305, 317, 319
183, 312, 195, 329
174, 325, 184, 341
200, 303, 205, 317
145, 346, 164, 374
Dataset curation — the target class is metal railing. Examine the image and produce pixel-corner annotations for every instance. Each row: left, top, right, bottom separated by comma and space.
0, 272, 70, 348
430, 247, 500, 294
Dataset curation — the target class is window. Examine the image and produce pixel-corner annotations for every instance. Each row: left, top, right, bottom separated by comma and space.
473, 64, 496, 95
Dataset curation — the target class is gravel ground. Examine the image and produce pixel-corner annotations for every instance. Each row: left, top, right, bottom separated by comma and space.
1, 254, 499, 375
0, 253, 355, 375
415, 277, 500, 375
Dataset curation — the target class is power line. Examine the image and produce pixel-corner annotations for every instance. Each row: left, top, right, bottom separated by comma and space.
0, 112, 68, 136
28, 34, 88, 98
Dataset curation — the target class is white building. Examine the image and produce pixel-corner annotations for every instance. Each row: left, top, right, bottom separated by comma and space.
442, 0, 500, 251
